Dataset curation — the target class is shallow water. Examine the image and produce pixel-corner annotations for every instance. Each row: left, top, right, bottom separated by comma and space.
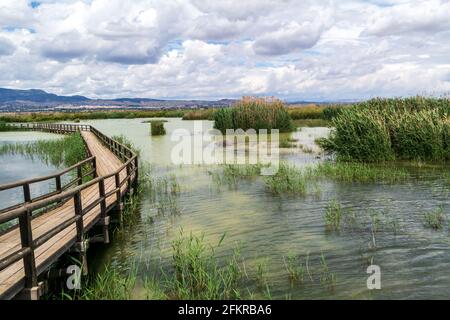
1, 119, 449, 299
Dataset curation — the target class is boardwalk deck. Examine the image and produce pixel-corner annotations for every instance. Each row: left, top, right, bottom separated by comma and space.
0, 125, 138, 299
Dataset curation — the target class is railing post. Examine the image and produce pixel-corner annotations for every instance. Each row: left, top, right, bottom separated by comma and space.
92, 157, 98, 178
55, 176, 62, 193
73, 191, 88, 275
18, 209, 39, 299
23, 183, 31, 203
98, 178, 110, 244
77, 165, 82, 185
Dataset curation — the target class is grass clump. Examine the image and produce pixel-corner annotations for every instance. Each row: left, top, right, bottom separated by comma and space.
214, 97, 295, 134
63, 267, 137, 300
324, 199, 343, 231
423, 207, 446, 230
283, 255, 305, 285
264, 163, 307, 196
318, 97, 450, 163
159, 231, 243, 300
149, 120, 166, 136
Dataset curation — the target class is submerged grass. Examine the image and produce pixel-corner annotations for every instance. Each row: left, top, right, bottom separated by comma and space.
312, 161, 409, 184
423, 207, 446, 230
264, 163, 307, 195
211, 161, 410, 197
324, 199, 343, 231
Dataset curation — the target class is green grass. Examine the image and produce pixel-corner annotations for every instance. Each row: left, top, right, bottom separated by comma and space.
283, 255, 305, 285
149, 120, 166, 136
0, 132, 87, 168
211, 161, 410, 197
210, 164, 263, 186
324, 199, 343, 231
311, 161, 409, 184
264, 163, 307, 195
63, 267, 137, 300
157, 231, 243, 300
423, 207, 446, 230
318, 97, 450, 163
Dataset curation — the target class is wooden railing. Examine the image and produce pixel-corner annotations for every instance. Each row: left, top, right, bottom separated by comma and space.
0, 156, 97, 215
0, 123, 138, 299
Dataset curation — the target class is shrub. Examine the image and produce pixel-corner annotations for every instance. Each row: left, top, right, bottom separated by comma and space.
150, 121, 166, 136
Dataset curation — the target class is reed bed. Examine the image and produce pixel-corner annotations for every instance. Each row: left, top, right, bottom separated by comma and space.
318, 97, 450, 162
214, 97, 295, 134
182, 109, 216, 120
0, 132, 87, 167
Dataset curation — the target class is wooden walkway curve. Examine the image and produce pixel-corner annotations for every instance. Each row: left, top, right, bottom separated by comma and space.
0, 124, 138, 300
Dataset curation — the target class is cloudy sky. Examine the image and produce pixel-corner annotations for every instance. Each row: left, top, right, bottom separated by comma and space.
0, 0, 449, 101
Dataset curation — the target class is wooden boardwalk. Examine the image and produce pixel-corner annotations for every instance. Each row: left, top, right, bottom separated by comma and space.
0, 124, 138, 300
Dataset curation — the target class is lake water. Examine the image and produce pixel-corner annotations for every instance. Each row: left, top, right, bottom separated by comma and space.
1, 119, 449, 299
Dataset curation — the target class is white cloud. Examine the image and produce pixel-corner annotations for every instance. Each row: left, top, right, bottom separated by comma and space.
0, 0, 449, 100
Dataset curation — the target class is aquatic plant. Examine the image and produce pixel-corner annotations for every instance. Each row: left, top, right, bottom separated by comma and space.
159, 231, 243, 300
63, 266, 137, 300
214, 97, 295, 134
311, 161, 408, 184
149, 120, 166, 136
324, 199, 343, 231
318, 97, 450, 162
264, 163, 307, 196
319, 254, 337, 292
423, 207, 446, 230
283, 255, 305, 285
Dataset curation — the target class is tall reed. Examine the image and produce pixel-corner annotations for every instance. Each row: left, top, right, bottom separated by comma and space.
214, 97, 295, 133
318, 97, 450, 162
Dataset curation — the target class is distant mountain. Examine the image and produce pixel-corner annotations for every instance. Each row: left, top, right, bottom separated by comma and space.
0, 88, 237, 112
0, 88, 90, 104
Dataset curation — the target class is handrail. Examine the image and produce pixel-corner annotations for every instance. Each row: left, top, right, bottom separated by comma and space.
0, 123, 139, 299
0, 156, 95, 191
